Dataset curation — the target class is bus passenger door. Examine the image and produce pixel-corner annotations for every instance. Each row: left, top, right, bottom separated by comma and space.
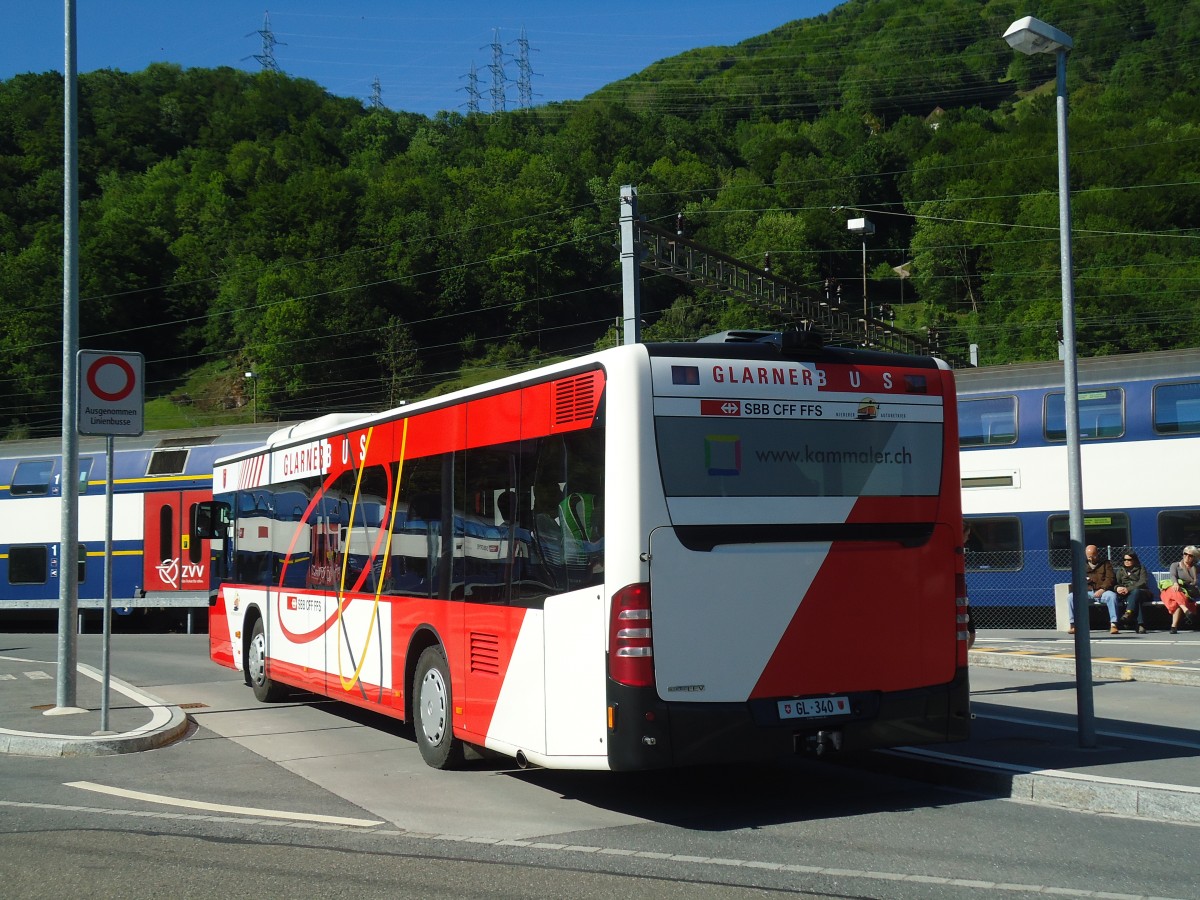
271, 500, 328, 697
143, 489, 212, 595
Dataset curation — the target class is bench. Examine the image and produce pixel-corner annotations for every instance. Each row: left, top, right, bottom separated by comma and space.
1054, 580, 1172, 632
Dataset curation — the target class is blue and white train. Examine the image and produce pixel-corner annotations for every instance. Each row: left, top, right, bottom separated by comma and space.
0, 423, 288, 628
956, 347, 1200, 626
6, 348, 1199, 631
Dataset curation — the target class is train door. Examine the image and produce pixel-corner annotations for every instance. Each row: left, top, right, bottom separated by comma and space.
143, 489, 212, 594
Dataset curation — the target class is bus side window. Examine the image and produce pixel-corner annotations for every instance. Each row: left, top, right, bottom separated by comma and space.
392, 453, 450, 599
234, 490, 274, 585
532, 479, 566, 579
561, 428, 605, 589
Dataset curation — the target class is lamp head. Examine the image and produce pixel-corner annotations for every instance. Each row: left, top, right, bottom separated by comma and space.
1003, 16, 1073, 55
846, 217, 875, 236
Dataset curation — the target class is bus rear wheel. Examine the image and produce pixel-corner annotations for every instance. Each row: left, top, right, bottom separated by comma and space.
247, 618, 286, 702
413, 645, 464, 769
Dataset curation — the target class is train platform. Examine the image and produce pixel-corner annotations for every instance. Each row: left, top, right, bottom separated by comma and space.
2, 630, 1199, 825
861, 627, 1200, 825
970, 626, 1200, 685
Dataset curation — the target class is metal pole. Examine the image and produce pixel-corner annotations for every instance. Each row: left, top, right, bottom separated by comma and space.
100, 436, 114, 732
1057, 46, 1095, 747
619, 185, 642, 345
861, 239, 868, 317
54, 0, 82, 715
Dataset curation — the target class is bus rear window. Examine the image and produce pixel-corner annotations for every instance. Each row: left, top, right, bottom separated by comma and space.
655, 417, 943, 498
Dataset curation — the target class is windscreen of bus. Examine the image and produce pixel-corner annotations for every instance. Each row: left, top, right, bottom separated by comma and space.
655, 417, 943, 498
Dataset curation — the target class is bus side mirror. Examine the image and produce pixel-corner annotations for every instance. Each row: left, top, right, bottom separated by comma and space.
193, 500, 232, 539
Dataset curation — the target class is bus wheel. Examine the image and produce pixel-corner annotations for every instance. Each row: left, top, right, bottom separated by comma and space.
413, 645, 464, 769
247, 618, 286, 703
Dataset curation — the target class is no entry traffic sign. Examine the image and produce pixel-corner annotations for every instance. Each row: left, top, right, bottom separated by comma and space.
77, 350, 144, 436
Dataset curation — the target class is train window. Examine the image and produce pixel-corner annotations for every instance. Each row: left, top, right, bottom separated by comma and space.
8, 545, 48, 584
147, 449, 189, 476
963, 517, 1022, 570
1045, 388, 1124, 441
9, 459, 54, 496
958, 397, 1016, 447
1153, 381, 1200, 435
1047, 513, 1130, 569
159, 504, 174, 569
187, 504, 203, 565
76, 458, 93, 494
1157, 509, 1200, 569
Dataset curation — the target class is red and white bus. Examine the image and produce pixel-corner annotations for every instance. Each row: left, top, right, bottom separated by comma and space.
197, 330, 970, 771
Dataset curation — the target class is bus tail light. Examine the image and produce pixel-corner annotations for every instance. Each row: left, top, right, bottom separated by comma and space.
956, 570, 971, 667
609, 582, 654, 687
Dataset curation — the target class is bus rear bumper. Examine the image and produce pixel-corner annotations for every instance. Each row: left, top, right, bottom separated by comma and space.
606, 668, 971, 771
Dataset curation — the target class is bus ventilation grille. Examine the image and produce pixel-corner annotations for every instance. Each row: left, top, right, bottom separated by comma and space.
553, 373, 596, 425
470, 632, 501, 676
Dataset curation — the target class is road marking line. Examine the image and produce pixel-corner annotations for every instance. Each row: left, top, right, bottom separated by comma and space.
64, 780, 382, 827
0, 799, 1187, 899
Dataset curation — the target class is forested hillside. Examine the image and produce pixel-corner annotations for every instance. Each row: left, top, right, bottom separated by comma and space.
2, 0, 1198, 436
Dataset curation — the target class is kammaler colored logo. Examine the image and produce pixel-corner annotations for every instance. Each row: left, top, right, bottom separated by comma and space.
705, 434, 741, 475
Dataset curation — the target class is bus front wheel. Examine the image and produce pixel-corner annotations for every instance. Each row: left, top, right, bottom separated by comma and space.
413, 645, 464, 769
247, 618, 286, 703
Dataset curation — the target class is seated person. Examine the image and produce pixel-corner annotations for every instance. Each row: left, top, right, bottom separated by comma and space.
1067, 544, 1119, 635
1164, 545, 1200, 634
1115, 551, 1151, 634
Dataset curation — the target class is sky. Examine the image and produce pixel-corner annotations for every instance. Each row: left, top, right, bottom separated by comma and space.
3, 1, 841, 118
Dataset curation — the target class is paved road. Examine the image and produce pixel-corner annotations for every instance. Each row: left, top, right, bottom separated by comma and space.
3, 631, 1200, 899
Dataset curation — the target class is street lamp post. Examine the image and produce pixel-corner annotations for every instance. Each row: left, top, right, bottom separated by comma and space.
244, 371, 258, 424
846, 217, 875, 317
1004, 15, 1094, 747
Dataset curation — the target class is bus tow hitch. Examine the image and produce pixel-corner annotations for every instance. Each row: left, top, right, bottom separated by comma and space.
802, 730, 843, 757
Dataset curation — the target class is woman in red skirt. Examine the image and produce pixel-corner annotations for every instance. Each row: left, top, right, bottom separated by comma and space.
1163, 545, 1200, 634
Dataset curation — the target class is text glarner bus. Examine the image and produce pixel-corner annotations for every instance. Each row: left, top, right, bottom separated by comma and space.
198, 331, 969, 770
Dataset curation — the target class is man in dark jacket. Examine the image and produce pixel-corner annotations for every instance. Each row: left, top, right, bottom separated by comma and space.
1067, 544, 1120, 635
